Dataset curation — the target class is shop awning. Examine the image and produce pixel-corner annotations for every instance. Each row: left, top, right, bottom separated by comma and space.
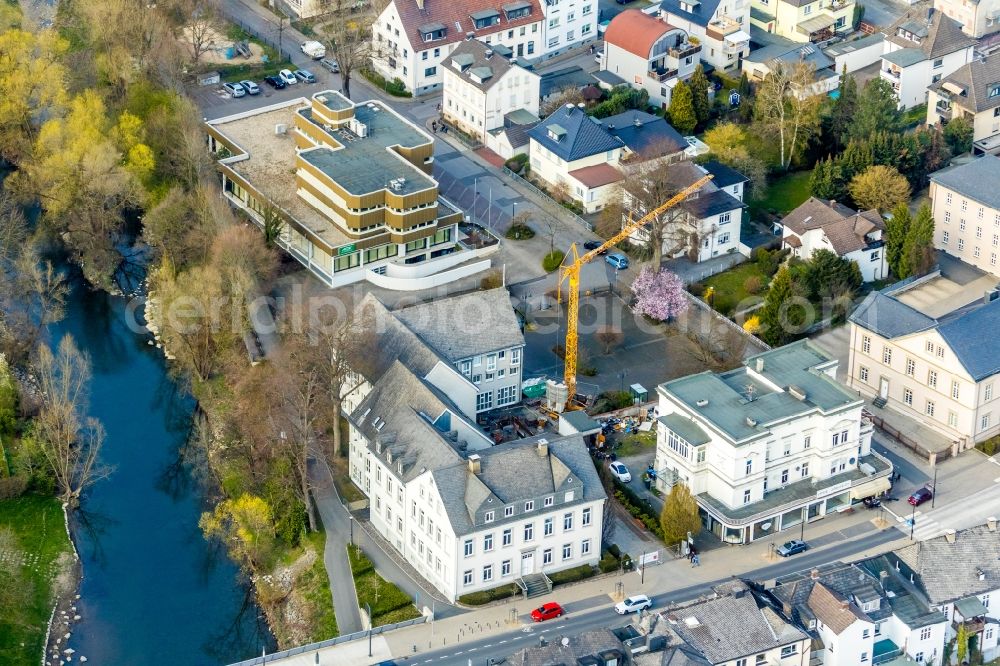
849, 476, 892, 500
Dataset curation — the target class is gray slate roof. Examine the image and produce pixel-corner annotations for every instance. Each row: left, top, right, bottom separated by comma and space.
893, 522, 1000, 605
929, 52, 1000, 114
432, 434, 607, 536
353, 293, 445, 380
445, 40, 532, 93
393, 288, 525, 363
601, 110, 688, 157
883, 47, 927, 68
667, 588, 808, 663
782, 197, 884, 255
930, 155, 1000, 210
659, 413, 711, 445
936, 298, 1000, 380
659, 0, 723, 27
529, 104, 625, 162
884, 8, 975, 60
539, 66, 599, 99
703, 160, 749, 189
508, 628, 628, 666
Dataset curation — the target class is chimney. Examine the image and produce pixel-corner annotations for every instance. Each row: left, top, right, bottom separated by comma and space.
577, 102, 585, 109
536, 438, 549, 457
839, 599, 850, 611
485, 48, 493, 59
927, 7, 934, 23
810, 569, 820, 581
466, 31, 475, 40
988, 516, 998, 531
755, 358, 765, 372
565, 103, 575, 113
829, 200, 836, 206
415, 0, 423, 9
469, 453, 482, 474
633, 116, 642, 127
945, 529, 956, 543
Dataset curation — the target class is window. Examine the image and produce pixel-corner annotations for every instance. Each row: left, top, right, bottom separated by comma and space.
497, 385, 517, 406
463, 570, 473, 586
870, 250, 880, 262
863, 628, 870, 638
745, 459, 753, 475
803, 3, 811, 13
983, 414, 991, 431
859, 366, 869, 383
581, 23, 591, 34
926, 400, 935, 417
524, 523, 534, 541
743, 489, 751, 504
987, 384, 994, 401
504, 506, 514, 518
583, 3, 591, 12
861, 652, 869, 662
484, 533, 494, 551
476, 392, 493, 411
961, 219, 967, 230
502, 528, 512, 546
582, 507, 592, 526
915, 653, 924, 663
548, 36, 559, 48
527, 41, 534, 54
937, 346, 944, 358
483, 564, 493, 582
949, 410, 958, 427
464, 539, 473, 557
564, 491, 574, 502
920, 627, 932, 641
563, 513, 574, 530
524, 500, 534, 512
484, 511, 494, 523
928, 370, 937, 388
882, 346, 892, 364
781, 645, 798, 658
960, 238, 966, 251
804, 435, 811, 449
942, 231, 950, 245
833, 432, 841, 446
945, 211, 951, 224
510, 349, 521, 366
952, 380, 960, 399
582, 539, 591, 555
543, 548, 552, 565
801, 461, 809, 477
562, 543, 572, 560
544, 496, 554, 507
963, 199, 969, 211
933, 58, 943, 68
720, 212, 732, 225
502, 560, 511, 577
472, 374, 482, 385
544, 517, 553, 536
978, 226, 984, 238
862, 335, 871, 354
781, 469, 789, 484
906, 358, 915, 376
424, 66, 436, 77
904, 388, 913, 406
719, 232, 731, 244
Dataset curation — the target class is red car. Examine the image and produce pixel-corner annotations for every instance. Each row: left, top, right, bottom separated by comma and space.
908, 487, 933, 506
530, 602, 564, 622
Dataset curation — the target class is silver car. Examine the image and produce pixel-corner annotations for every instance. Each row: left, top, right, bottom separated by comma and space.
222, 82, 246, 98
293, 69, 316, 84
320, 58, 340, 73
239, 80, 260, 95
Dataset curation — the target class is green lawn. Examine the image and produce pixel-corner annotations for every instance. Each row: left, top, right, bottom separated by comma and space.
750, 169, 814, 219
0, 495, 74, 666
702, 262, 771, 315
616, 429, 656, 457
347, 546, 421, 627
296, 532, 338, 640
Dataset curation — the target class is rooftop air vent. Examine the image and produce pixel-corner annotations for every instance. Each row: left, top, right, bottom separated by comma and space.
696, 399, 709, 407
745, 417, 758, 427
788, 385, 807, 401
683, 616, 700, 628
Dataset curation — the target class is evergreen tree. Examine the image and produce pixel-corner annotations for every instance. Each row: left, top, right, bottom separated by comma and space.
885, 203, 911, 278
758, 267, 808, 346
901, 203, 935, 278
943, 116, 974, 154
688, 65, 711, 129
810, 156, 845, 201
827, 71, 857, 151
668, 81, 698, 134
838, 139, 874, 184
851, 78, 902, 141
805, 249, 862, 299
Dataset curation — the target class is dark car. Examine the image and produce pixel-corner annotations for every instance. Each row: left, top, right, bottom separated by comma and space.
263, 75, 286, 89
776, 539, 808, 557
908, 487, 933, 506
583, 240, 608, 255
530, 602, 564, 622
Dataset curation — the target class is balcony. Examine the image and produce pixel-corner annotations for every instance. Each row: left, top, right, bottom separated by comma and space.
872, 639, 902, 666
668, 42, 702, 59
935, 101, 953, 120
648, 67, 678, 82
882, 67, 900, 79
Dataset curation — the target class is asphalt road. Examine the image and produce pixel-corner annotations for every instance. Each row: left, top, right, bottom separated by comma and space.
388, 528, 901, 666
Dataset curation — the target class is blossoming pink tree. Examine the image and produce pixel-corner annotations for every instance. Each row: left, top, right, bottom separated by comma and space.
631, 267, 688, 321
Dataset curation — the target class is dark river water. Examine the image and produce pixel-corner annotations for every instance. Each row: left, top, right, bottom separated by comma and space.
49, 280, 275, 665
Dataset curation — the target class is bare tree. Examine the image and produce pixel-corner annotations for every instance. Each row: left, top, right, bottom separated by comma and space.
684, 316, 749, 371
541, 87, 585, 117
180, 0, 222, 64
752, 61, 823, 170
613, 156, 694, 266
34, 336, 111, 507
595, 326, 624, 355
327, 14, 378, 100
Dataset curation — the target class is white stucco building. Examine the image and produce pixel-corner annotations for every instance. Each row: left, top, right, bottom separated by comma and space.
929, 156, 1000, 274
442, 40, 540, 142
657, 0, 751, 73
927, 54, 1000, 156
780, 197, 889, 283
654, 341, 892, 545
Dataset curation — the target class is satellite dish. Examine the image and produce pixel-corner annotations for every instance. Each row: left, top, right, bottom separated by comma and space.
562, 637, 570, 647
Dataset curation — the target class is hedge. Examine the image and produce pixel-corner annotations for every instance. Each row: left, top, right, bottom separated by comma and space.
978, 435, 1000, 456
599, 553, 620, 573
458, 583, 520, 606
360, 68, 412, 97
347, 545, 375, 576
542, 250, 565, 273
614, 482, 665, 541
549, 564, 596, 585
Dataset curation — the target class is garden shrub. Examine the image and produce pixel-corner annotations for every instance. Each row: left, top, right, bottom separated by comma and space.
549, 564, 596, 585
542, 250, 565, 273
458, 583, 520, 606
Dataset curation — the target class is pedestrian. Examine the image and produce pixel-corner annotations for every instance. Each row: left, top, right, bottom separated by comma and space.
432, 120, 438, 133
693, 554, 700, 567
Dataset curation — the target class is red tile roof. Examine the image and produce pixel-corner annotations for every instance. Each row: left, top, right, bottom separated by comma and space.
604, 9, 675, 59
391, 0, 543, 53
568, 163, 623, 188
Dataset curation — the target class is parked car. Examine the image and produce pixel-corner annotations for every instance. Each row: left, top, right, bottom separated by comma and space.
293, 69, 316, 83
609, 461, 631, 483
583, 240, 608, 255
239, 80, 260, 95
776, 540, 808, 557
279, 69, 298, 85
614, 595, 652, 614
908, 487, 933, 506
263, 75, 286, 89
300, 40, 326, 59
530, 602, 564, 622
605, 252, 629, 270
320, 58, 340, 73
594, 49, 604, 63
222, 82, 246, 98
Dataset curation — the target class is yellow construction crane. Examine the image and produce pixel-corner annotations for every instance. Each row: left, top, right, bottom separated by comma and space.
557, 174, 713, 408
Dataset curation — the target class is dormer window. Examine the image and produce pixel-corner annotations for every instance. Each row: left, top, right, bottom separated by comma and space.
503, 0, 532, 20
420, 23, 447, 42
471, 9, 501, 29
547, 124, 567, 141
990, 84, 1000, 99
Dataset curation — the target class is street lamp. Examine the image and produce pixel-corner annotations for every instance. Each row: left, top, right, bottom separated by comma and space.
800, 508, 806, 541
909, 502, 917, 540
930, 464, 938, 509
366, 602, 373, 657
349, 516, 354, 545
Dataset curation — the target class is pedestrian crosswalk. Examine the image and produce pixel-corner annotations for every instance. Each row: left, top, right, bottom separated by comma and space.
887, 482, 1000, 543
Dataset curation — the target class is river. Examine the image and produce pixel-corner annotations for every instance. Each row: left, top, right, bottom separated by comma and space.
49, 277, 275, 664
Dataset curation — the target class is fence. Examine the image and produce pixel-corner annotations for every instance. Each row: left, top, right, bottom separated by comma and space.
500, 167, 594, 232
435, 169, 516, 235
229, 18, 295, 64
866, 412, 954, 463
683, 291, 770, 355
226, 616, 429, 666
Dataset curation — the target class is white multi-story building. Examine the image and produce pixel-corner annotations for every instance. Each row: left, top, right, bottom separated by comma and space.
601, 9, 701, 110
442, 40, 540, 142
880, 7, 975, 110
934, 0, 1000, 38
371, 0, 597, 95
654, 341, 892, 545
929, 155, 1000, 273
657, 0, 751, 73
927, 54, 1000, 156
780, 197, 888, 282
768, 561, 948, 666
847, 254, 1000, 449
